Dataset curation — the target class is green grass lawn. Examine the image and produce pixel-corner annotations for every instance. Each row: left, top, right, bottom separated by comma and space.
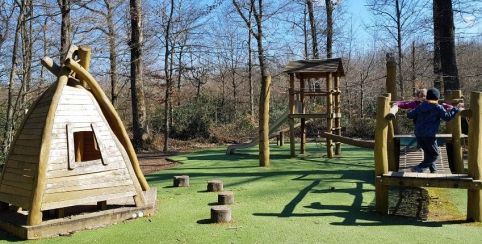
1, 143, 482, 243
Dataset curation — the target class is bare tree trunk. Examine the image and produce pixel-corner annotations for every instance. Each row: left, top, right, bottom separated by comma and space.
325, 0, 333, 58
177, 45, 184, 106
163, 0, 175, 153
233, 0, 270, 167
254, 0, 270, 167
248, 5, 254, 118
105, 0, 119, 107
411, 41, 416, 95
40, 16, 49, 86
435, 0, 459, 92
306, 0, 318, 58
58, 0, 71, 61
21, 0, 32, 105
395, 0, 404, 98
129, 0, 147, 151
303, 4, 308, 59
433, 0, 442, 91
3, 0, 26, 154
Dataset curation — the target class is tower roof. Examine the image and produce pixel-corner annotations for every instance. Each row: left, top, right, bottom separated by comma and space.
284, 58, 344, 77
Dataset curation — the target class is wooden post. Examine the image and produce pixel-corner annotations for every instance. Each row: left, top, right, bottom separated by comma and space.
387, 119, 397, 171
375, 95, 390, 213
279, 132, 284, 146
289, 74, 296, 157
300, 76, 306, 154
467, 92, 482, 222
386, 54, 399, 135
334, 75, 341, 155
326, 73, 334, 158
386, 95, 397, 171
386, 54, 397, 101
446, 90, 464, 173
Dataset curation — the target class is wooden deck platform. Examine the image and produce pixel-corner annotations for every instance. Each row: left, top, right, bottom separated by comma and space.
0, 188, 157, 240
397, 146, 451, 173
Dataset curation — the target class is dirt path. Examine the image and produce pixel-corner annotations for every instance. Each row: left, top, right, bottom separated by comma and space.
137, 151, 177, 174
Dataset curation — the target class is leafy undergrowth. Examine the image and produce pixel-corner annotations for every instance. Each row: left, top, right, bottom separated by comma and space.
1, 144, 482, 243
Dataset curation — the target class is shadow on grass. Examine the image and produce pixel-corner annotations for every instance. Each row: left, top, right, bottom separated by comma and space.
254, 179, 467, 227
196, 219, 213, 225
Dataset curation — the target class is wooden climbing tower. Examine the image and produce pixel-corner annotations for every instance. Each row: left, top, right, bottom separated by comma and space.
284, 59, 344, 158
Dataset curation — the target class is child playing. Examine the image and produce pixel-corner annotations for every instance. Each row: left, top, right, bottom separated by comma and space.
394, 88, 453, 110
407, 88, 460, 173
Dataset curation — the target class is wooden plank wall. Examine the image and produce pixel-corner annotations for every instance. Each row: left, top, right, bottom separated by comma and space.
0, 85, 57, 210
41, 86, 136, 211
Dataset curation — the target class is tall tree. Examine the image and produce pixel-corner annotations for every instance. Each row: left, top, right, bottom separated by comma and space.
432, 0, 442, 91
20, 0, 32, 105
3, 0, 26, 154
325, 0, 333, 58
129, 0, 148, 151
57, 0, 71, 60
434, 0, 459, 92
233, 0, 271, 167
367, 0, 427, 98
306, 0, 319, 58
247, 3, 254, 118
83, 0, 121, 106
162, 0, 175, 153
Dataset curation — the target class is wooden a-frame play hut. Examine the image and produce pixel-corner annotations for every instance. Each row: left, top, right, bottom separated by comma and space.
0, 46, 156, 239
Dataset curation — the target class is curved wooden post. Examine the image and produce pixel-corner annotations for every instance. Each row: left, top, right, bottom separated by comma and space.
64, 58, 150, 191
446, 90, 464, 173
28, 68, 69, 225
467, 91, 482, 222
375, 95, 390, 213
289, 74, 296, 157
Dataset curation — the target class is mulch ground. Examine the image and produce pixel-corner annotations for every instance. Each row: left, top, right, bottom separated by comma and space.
138, 151, 177, 174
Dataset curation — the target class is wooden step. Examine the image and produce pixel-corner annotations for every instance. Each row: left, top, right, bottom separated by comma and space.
378, 171, 482, 189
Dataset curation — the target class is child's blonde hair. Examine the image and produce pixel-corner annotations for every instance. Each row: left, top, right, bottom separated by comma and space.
415, 88, 427, 98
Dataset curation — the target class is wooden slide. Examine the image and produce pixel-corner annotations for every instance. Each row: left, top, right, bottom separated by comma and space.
226, 113, 290, 154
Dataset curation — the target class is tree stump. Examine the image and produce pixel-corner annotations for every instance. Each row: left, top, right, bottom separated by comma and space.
173, 175, 190, 187
207, 180, 223, 192
210, 205, 231, 223
218, 191, 234, 205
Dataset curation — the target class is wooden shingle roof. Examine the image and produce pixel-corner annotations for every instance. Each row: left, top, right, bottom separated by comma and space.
284, 58, 344, 76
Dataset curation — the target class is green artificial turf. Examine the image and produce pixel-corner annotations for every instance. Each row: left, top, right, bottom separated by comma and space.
1, 143, 482, 243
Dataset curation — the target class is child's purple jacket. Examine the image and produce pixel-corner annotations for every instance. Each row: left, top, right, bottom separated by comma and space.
395, 100, 453, 110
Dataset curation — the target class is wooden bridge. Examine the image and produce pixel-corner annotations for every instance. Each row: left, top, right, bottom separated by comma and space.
374, 91, 482, 222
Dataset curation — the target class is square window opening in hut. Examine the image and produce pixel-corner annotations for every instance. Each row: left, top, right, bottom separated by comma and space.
73, 131, 101, 162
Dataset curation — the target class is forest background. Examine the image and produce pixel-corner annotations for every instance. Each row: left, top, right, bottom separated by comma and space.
0, 0, 481, 164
